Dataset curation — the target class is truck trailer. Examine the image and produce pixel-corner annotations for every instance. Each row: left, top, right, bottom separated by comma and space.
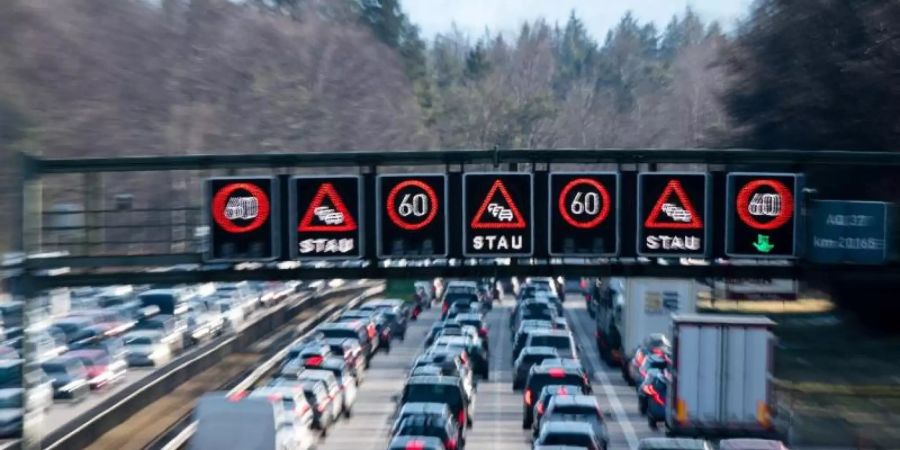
666, 314, 777, 439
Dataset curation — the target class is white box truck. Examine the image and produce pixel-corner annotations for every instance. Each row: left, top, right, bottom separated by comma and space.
666, 314, 777, 438
594, 277, 699, 367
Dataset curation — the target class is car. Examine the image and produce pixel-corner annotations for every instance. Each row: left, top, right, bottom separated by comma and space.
413, 351, 475, 399
510, 301, 558, 334
525, 329, 578, 361
122, 330, 172, 367
361, 299, 410, 340
626, 334, 671, 386
287, 341, 333, 362
523, 366, 591, 428
391, 402, 454, 436
533, 421, 603, 450
322, 337, 365, 384
539, 395, 608, 448
294, 368, 348, 418
393, 415, 462, 450
444, 302, 481, 321
431, 337, 489, 380
0, 388, 24, 438
66, 348, 127, 389
718, 439, 790, 450
249, 387, 316, 450
513, 325, 558, 361
40, 357, 90, 400
530, 384, 582, 436
134, 314, 187, 353
316, 321, 375, 365
637, 437, 714, 450
303, 357, 358, 416
190, 392, 298, 450
513, 346, 560, 390
401, 376, 472, 430
441, 292, 479, 317
269, 378, 337, 433
387, 436, 447, 450
453, 313, 490, 350
49, 317, 94, 344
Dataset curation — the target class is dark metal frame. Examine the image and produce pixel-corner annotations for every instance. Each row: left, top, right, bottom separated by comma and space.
12, 148, 900, 292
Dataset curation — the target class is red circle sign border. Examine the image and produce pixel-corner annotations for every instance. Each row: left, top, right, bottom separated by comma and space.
558, 177, 612, 229
386, 179, 439, 231
211, 182, 271, 234
736, 178, 794, 230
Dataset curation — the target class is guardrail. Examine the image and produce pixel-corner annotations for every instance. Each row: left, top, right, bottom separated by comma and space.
31, 282, 374, 450
157, 284, 384, 450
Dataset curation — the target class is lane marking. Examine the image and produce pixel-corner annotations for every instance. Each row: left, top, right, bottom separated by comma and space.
567, 305, 639, 450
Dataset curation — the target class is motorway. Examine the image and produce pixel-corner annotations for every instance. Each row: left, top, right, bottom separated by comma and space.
312, 295, 658, 450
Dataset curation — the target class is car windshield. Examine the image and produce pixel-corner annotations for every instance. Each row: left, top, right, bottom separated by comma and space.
405, 384, 462, 410
124, 336, 154, 346
551, 404, 597, 416
320, 328, 359, 340
542, 432, 593, 446
530, 335, 571, 349
0, 391, 23, 408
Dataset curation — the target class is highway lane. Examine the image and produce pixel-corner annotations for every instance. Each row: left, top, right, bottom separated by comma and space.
34, 288, 319, 441
318, 306, 441, 450
318, 295, 661, 450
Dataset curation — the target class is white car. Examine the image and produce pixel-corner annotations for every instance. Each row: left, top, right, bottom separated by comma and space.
250, 388, 316, 450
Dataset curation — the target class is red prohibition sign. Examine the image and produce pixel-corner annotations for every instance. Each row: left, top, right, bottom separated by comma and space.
736, 179, 794, 230
386, 180, 439, 231
212, 182, 271, 233
558, 178, 611, 229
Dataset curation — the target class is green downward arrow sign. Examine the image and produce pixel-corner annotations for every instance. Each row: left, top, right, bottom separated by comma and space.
752, 234, 775, 253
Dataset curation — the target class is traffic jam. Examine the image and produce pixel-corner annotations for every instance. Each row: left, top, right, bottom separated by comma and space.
183, 276, 787, 450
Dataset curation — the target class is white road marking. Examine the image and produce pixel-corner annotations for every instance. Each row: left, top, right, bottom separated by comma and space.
568, 305, 640, 450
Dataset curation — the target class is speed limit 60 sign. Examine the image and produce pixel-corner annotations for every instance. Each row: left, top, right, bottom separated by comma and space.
205, 177, 279, 262
726, 173, 803, 258
377, 174, 448, 257
548, 173, 619, 256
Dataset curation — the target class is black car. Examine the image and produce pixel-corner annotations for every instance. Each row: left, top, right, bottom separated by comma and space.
523, 366, 592, 428
40, 356, 90, 400
525, 330, 578, 361
512, 346, 559, 390
361, 299, 410, 340
534, 421, 604, 450
402, 375, 472, 429
393, 415, 462, 450
441, 292, 478, 317
335, 310, 384, 351
540, 395, 608, 448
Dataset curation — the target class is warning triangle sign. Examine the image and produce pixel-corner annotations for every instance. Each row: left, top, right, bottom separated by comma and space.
645, 179, 703, 229
471, 179, 527, 229
298, 182, 358, 232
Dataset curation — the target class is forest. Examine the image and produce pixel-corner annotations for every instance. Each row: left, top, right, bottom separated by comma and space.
0, 0, 898, 252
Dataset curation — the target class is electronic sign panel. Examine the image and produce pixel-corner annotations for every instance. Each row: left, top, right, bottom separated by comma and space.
637, 172, 711, 257
463, 173, 533, 256
377, 174, 448, 257
548, 172, 619, 256
290, 175, 363, 260
726, 173, 803, 258
205, 177, 279, 262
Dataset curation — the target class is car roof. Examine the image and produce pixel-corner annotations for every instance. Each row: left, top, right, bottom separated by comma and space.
521, 346, 559, 355
318, 321, 362, 330
539, 384, 582, 396
718, 439, 788, 450
406, 375, 461, 385
531, 365, 582, 376
399, 402, 451, 414
541, 420, 594, 433
548, 394, 598, 407
529, 329, 571, 337
638, 437, 712, 450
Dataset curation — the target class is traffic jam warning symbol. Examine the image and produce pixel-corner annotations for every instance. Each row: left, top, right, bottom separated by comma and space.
205, 177, 279, 262
463, 173, 533, 256
548, 173, 619, 256
290, 176, 363, 259
377, 174, 447, 257
637, 173, 710, 257
726, 173, 803, 258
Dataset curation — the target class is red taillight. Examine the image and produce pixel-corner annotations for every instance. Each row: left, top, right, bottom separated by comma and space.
557, 387, 569, 395
525, 389, 533, 405
442, 304, 449, 314
635, 350, 646, 367
367, 325, 376, 338
405, 440, 426, 450
458, 408, 466, 425
548, 368, 565, 378
227, 391, 247, 402
639, 367, 647, 378
536, 402, 544, 415
479, 327, 488, 336
446, 437, 458, 450
580, 280, 587, 289
305, 356, 323, 366
643, 384, 665, 405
